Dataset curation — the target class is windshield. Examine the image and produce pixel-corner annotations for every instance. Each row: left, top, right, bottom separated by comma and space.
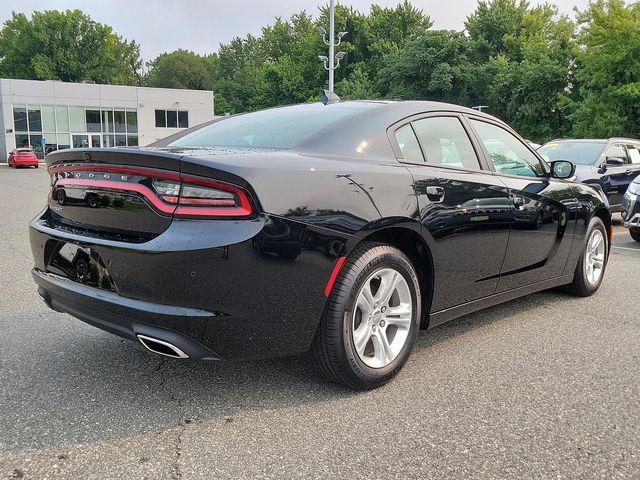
170, 102, 375, 149
538, 141, 605, 166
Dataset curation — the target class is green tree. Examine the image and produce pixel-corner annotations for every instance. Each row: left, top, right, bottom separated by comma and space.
465, 1, 574, 142
569, 0, 640, 138
377, 30, 472, 104
335, 64, 379, 99
0, 9, 142, 85
145, 50, 215, 90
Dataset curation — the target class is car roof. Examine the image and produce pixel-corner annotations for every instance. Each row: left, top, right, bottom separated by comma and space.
545, 138, 640, 144
152, 99, 508, 160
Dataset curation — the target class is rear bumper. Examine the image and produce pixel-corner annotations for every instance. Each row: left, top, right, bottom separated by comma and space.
34, 269, 221, 360
13, 159, 39, 166
30, 210, 346, 361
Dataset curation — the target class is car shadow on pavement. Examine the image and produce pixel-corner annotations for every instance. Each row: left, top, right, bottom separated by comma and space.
3, 288, 566, 451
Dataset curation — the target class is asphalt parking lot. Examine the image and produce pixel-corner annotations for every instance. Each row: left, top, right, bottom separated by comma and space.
0, 164, 639, 480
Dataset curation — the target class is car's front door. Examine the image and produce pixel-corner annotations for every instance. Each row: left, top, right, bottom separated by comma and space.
392, 114, 511, 313
467, 117, 577, 292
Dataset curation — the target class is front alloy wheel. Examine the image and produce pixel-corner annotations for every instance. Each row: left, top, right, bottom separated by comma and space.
312, 242, 421, 390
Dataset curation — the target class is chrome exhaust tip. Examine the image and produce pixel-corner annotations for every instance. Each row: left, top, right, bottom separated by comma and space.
137, 334, 189, 359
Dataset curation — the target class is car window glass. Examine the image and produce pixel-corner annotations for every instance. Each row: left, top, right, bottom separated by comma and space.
394, 124, 424, 162
627, 145, 640, 164
606, 144, 629, 163
170, 102, 376, 149
606, 144, 629, 164
412, 117, 480, 170
470, 119, 544, 177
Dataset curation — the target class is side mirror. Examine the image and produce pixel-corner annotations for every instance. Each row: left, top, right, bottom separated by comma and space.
606, 157, 624, 166
550, 160, 576, 180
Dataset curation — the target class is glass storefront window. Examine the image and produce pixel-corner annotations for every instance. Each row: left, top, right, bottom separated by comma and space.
155, 110, 166, 128
13, 106, 27, 131
72, 134, 89, 148
56, 106, 69, 132
15, 134, 29, 148
102, 110, 114, 132
167, 110, 178, 128
29, 134, 44, 158
103, 134, 115, 148
114, 110, 126, 133
69, 107, 85, 132
57, 133, 71, 150
42, 106, 56, 132
28, 106, 42, 132
11, 104, 140, 153
178, 111, 189, 128
86, 109, 101, 132
126, 111, 138, 133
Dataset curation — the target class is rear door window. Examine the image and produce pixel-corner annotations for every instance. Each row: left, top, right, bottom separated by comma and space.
411, 117, 481, 171
394, 124, 424, 162
606, 144, 629, 164
627, 145, 640, 164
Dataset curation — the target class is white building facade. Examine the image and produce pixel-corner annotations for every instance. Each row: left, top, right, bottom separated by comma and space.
0, 79, 215, 162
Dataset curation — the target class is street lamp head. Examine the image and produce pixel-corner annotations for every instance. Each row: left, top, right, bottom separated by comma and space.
338, 31, 348, 38
335, 51, 346, 60
318, 55, 328, 62
316, 26, 327, 35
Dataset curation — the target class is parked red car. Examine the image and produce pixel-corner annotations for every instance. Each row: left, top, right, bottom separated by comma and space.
8, 148, 39, 168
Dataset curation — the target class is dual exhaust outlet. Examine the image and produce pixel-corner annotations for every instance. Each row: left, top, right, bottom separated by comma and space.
137, 334, 189, 359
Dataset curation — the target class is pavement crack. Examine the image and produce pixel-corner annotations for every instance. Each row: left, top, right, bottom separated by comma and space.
171, 423, 186, 480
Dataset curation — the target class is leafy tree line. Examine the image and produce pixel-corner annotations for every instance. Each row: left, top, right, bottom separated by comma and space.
1, 1, 639, 142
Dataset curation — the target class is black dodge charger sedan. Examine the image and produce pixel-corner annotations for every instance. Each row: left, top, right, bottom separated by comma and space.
30, 100, 611, 390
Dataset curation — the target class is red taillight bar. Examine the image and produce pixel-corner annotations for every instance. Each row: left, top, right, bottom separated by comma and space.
52, 166, 254, 218
56, 179, 177, 214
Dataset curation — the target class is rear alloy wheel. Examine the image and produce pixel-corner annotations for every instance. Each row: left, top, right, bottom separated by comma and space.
565, 217, 608, 296
630, 227, 640, 242
312, 242, 421, 390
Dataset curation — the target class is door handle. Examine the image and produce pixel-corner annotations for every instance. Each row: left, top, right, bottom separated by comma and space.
425, 186, 445, 202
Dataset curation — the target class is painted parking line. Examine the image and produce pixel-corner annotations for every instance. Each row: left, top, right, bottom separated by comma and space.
612, 245, 640, 252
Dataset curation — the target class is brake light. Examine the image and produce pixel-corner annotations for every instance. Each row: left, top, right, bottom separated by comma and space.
152, 177, 252, 217
50, 165, 254, 218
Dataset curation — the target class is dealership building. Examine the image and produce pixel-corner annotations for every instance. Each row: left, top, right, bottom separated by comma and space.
0, 78, 215, 162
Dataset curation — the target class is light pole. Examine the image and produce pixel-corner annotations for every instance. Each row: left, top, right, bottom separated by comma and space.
317, 0, 347, 92
472, 105, 489, 112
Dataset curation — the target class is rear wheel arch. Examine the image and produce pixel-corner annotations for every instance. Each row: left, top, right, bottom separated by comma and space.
347, 225, 434, 329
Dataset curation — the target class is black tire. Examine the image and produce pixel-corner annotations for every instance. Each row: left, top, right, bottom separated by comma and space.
630, 227, 640, 242
565, 217, 608, 297
312, 242, 421, 390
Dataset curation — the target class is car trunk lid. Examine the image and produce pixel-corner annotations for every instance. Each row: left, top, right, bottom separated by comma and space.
46, 148, 183, 242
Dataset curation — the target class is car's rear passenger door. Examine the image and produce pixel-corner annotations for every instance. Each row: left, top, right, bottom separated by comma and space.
466, 116, 577, 292
390, 113, 511, 315
602, 143, 633, 209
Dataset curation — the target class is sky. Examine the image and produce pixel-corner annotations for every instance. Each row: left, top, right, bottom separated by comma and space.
1, 0, 590, 61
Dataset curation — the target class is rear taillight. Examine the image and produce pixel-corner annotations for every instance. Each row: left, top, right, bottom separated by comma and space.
50, 165, 254, 219
152, 177, 252, 217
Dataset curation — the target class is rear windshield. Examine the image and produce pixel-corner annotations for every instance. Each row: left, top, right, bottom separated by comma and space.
169, 102, 374, 149
17, 149, 33, 154
538, 141, 605, 165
